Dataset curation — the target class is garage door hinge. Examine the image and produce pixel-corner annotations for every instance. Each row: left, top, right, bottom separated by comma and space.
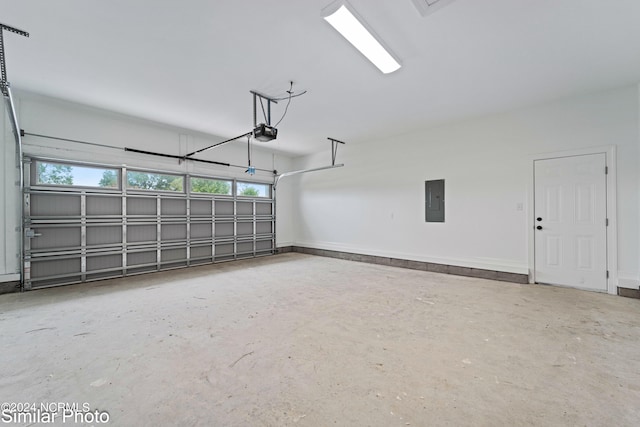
606, 218, 609, 226
606, 270, 609, 279
605, 166, 608, 174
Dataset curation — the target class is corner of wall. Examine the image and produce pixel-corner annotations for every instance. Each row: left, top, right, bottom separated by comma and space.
637, 82, 640, 289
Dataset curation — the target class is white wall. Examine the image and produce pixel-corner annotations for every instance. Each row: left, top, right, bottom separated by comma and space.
291, 85, 640, 288
0, 92, 295, 282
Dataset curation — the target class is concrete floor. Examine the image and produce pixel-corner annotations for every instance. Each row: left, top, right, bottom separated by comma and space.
1, 253, 639, 426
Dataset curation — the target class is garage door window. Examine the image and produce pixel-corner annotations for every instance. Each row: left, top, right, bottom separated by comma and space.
237, 181, 270, 198
126, 171, 184, 192
191, 177, 232, 195
35, 160, 120, 189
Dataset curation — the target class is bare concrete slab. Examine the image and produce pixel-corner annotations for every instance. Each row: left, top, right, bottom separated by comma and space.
1, 253, 638, 426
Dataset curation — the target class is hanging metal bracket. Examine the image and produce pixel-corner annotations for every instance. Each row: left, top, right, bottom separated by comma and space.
251, 90, 279, 141
251, 90, 278, 127
328, 137, 346, 166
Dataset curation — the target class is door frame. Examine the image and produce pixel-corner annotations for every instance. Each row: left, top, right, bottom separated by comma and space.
528, 145, 617, 294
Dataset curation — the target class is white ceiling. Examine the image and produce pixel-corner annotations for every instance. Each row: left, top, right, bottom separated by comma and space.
2, 0, 640, 156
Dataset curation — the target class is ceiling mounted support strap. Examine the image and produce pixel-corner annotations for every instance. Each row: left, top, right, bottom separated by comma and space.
251, 90, 278, 128
0, 22, 29, 96
328, 137, 346, 166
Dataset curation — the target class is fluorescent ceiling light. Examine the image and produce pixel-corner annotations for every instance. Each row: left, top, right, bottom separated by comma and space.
322, 2, 401, 74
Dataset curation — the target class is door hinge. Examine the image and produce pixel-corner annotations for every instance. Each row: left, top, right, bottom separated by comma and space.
606, 270, 609, 279
606, 218, 609, 226
605, 166, 608, 175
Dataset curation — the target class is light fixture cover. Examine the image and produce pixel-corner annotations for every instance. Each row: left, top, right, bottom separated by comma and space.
411, 0, 458, 17
322, 1, 401, 74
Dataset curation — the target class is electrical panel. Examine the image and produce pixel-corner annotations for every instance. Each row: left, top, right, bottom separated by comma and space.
425, 179, 445, 222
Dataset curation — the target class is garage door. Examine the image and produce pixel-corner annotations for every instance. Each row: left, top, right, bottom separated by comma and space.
23, 158, 275, 290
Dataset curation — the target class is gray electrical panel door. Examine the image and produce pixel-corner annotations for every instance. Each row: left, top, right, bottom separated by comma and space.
425, 179, 445, 222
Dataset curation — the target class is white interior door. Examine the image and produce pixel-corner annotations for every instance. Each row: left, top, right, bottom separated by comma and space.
534, 153, 607, 291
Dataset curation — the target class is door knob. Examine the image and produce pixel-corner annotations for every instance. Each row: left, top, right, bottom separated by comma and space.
536, 225, 543, 230
536, 217, 542, 222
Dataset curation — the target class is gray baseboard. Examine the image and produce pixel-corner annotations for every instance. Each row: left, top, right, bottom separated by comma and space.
277, 246, 529, 284
0, 281, 21, 295
618, 287, 640, 299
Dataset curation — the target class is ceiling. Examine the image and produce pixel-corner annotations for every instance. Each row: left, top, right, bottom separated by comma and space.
2, 0, 640, 157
